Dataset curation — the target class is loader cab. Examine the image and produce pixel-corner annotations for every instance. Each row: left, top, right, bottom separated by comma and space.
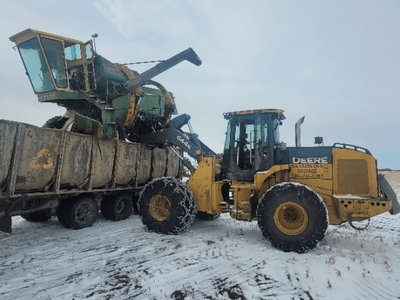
9, 29, 96, 101
221, 109, 285, 182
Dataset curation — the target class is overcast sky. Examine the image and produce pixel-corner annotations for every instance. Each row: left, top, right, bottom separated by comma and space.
0, 0, 399, 169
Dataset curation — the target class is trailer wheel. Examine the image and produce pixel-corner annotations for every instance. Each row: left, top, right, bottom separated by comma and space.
138, 177, 196, 234
57, 200, 72, 228
196, 212, 220, 221
67, 196, 98, 230
21, 210, 52, 222
101, 193, 133, 221
257, 183, 328, 253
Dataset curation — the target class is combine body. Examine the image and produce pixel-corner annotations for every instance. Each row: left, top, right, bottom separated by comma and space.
9, 29, 201, 139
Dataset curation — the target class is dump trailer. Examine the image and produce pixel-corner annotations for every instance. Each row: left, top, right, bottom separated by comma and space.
135, 109, 400, 253
0, 119, 182, 233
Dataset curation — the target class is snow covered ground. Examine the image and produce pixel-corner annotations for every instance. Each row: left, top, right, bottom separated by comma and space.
1, 174, 400, 299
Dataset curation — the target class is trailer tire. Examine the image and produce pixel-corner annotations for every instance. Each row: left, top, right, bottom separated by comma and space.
196, 212, 220, 221
101, 193, 133, 221
138, 177, 196, 234
67, 196, 98, 230
257, 183, 328, 254
21, 210, 52, 222
57, 200, 72, 228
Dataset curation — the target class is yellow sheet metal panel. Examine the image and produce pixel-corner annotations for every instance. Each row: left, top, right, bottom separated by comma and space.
227, 109, 284, 116
332, 148, 378, 197
188, 156, 224, 213
290, 163, 333, 181
10, 28, 84, 47
333, 197, 391, 221
230, 182, 254, 221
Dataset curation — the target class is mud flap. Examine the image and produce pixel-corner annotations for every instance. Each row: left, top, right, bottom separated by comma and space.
0, 216, 12, 233
378, 174, 400, 215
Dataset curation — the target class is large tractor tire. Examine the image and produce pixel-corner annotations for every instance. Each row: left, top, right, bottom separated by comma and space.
257, 183, 328, 253
101, 192, 133, 221
138, 177, 196, 234
66, 196, 98, 230
43, 116, 68, 129
21, 209, 52, 222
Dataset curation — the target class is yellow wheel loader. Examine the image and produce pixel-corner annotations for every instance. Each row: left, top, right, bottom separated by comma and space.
137, 109, 400, 253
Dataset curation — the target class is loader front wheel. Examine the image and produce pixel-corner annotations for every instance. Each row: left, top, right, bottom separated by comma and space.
67, 196, 98, 230
257, 183, 328, 254
138, 177, 196, 234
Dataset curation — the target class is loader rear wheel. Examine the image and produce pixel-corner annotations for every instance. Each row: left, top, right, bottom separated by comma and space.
21, 209, 52, 222
67, 196, 98, 230
138, 177, 196, 234
257, 183, 328, 254
101, 193, 133, 221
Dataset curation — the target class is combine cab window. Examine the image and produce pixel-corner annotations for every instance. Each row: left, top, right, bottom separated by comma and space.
65, 44, 82, 61
17, 38, 54, 93
41, 38, 68, 88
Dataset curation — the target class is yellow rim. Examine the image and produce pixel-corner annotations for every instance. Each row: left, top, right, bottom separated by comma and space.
149, 194, 171, 221
274, 202, 308, 236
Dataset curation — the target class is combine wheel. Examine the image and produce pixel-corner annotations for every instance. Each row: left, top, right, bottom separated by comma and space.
43, 116, 67, 129
138, 177, 196, 234
67, 196, 98, 230
196, 212, 220, 221
21, 209, 52, 222
257, 183, 328, 253
101, 193, 133, 221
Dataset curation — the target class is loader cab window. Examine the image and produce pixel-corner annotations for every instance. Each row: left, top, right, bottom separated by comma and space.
235, 121, 255, 169
272, 118, 280, 144
17, 38, 55, 93
223, 113, 263, 170
222, 111, 284, 181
